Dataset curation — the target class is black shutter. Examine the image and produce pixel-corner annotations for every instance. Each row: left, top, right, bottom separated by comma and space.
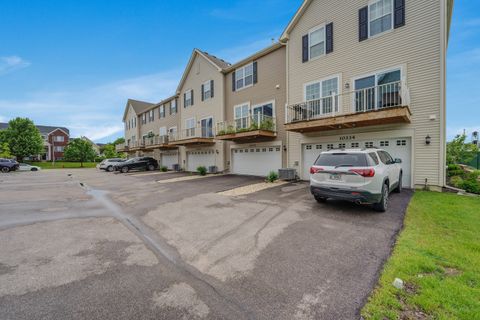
183, 93, 186, 108
210, 80, 214, 98
201, 84, 204, 101
394, 0, 405, 28
359, 6, 368, 41
253, 61, 258, 84
302, 34, 309, 63
232, 72, 236, 91
326, 22, 333, 54
191, 90, 194, 105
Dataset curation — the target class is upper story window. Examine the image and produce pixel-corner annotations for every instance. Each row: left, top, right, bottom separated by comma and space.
149, 110, 154, 122
170, 99, 177, 115
54, 146, 64, 152
354, 68, 402, 112
235, 63, 254, 90
202, 80, 213, 100
53, 135, 64, 142
369, 0, 393, 37
304, 76, 339, 115
309, 25, 325, 59
159, 105, 165, 118
159, 127, 167, 137
142, 113, 147, 124
234, 103, 250, 129
184, 90, 193, 108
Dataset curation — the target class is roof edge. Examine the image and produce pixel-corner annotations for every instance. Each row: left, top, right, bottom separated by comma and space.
280, 0, 311, 42
223, 42, 284, 73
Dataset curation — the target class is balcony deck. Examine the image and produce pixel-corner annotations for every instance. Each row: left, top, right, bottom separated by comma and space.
285, 106, 411, 133
216, 116, 277, 143
216, 130, 276, 143
169, 137, 215, 146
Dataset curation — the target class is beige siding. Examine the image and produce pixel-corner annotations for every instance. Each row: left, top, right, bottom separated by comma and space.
286, 0, 445, 188
138, 99, 179, 138
178, 53, 227, 171
124, 104, 140, 145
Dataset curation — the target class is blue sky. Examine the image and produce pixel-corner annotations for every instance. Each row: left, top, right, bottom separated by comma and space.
0, 0, 477, 143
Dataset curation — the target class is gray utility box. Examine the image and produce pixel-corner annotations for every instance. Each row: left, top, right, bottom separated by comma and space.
278, 168, 296, 181
208, 166, 218, 174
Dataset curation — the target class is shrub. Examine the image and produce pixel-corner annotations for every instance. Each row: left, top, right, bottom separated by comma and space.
447, 164, 464, 178
160, 166, 168, 172
197, 166, 207, 176
449, 176, 464, 188
461, 178, 480, 194
266, 171, 279, 183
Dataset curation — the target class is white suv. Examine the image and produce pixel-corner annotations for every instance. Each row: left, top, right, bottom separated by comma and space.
97, 158, 125, 172
309, 148, 403, 212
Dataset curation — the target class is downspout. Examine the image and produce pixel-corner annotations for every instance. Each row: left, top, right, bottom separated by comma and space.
280, 38, 289, 171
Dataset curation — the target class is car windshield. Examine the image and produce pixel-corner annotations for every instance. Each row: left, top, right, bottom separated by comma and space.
125, 158, 136, 163
315, 153, 368, 167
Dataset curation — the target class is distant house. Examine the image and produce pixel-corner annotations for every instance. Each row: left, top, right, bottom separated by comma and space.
0, 123, 70, 161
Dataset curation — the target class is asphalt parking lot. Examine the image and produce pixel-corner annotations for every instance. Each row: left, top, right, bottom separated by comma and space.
0, 169, 412, 320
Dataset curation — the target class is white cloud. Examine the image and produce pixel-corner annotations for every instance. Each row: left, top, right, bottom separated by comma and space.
0, 56, 31, 75
0, 68, 182, 142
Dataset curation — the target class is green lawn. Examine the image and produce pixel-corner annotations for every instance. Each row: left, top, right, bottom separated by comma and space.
27, 161, 97, 169
362, 191, 480, 320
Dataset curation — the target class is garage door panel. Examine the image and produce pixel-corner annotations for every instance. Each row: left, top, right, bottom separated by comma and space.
187, 150, 215, 172
232, 146, 282, 177
162, 153, 178, 170
302, 138, 411, 187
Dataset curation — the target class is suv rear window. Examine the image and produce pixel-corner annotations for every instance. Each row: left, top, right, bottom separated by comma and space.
314, 153, 368, 167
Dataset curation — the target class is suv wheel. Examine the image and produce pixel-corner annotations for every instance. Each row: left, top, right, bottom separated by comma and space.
1, 167, 10, 173
314, 196, 327, 203
121, 166, 129, 173
107, 166, 114, 172
374, 183, 389, 212
31, 168, 38, 171
147, 164, 155, 171
394, 173, 403, 193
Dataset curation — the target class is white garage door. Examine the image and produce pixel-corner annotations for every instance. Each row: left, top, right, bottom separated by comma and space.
187, 150, 216, 172
162, 152, 178, 170
302, 138, 411, 187
232, 146, 282, 177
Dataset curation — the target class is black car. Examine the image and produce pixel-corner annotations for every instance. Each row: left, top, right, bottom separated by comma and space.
114, 157, 159, 173
0, 158, 19, 173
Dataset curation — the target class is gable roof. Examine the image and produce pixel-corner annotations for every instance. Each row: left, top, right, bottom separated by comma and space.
223, 43, 284, 73
0, 123, 69, 136
176, 49, 231, 92
122, 99, 155, 121
280, 0, 455, 42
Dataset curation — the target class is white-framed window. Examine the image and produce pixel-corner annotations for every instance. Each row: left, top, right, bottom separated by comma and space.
309, 25, 326, 60
252, 100, 275, 128
235, 63, 254, 90
304, 76, 339, 116
200, 117, 214, 138
234, 103, 250, 129
369, 0, 393, 37
54, 146, 64, 152
159, 105, 165, 118
185, 90, 193, 107
53, 135, 65, 142
168, 126, 177, 137
185, 118, 195, 137
142, 113, 147, 124
149, 110, 154, 122
353, 67, 402, 111
170, 99, 177, 114
203, 80, 212, 100
159, 127, 167, 137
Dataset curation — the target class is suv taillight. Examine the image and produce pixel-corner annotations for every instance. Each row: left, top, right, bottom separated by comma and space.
310, 166, 324, 174
349, 168, 375, 177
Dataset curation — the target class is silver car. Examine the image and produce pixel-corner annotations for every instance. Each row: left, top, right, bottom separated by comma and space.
97, 158, 126, 172
18, 163, 41, 171
309, 148, 403, 212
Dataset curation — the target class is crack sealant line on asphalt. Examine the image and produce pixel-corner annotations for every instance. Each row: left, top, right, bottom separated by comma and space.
75, 178, 255, 320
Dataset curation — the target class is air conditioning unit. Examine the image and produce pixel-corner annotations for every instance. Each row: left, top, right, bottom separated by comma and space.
208, 166, 218, 174
172, 164, 181, 172
278, 168, 296, 181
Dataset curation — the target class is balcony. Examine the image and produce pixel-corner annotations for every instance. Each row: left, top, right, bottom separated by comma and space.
169, 127, 215, 146
285, 81, 411, 133
115, 143, 128, 152
143, 135, 177, 150
216, 115, 277, 143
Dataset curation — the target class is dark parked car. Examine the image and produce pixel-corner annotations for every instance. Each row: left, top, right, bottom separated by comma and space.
114, 157, 159, 173
0, 158, 19, 173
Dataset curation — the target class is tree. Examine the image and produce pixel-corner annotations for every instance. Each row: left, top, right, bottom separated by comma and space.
113, 137, 125, 146
2, 118, 43, 160
0, 142, 12, 158
64, 138, 96, 167
103, 144, 117, 158
446, 134, 479, 165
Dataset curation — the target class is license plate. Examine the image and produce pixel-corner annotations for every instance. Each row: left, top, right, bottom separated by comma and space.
329, 173, 342, 181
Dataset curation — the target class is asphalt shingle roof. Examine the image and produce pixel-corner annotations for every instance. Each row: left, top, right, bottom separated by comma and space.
0, 123, 69, 135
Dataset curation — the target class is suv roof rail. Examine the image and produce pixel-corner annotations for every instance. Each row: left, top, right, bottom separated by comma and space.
361, 146, 381, 151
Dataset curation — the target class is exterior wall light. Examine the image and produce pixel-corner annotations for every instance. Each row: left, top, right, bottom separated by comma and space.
425, 135, 431, 145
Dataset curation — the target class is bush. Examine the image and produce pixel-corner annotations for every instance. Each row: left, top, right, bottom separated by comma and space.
449, 176, 464, 188
461, 178, 480, 194
160, 166, 168, 172
197, 166, 207, 176
266, 171, 279, 183
447, 164, 464, 178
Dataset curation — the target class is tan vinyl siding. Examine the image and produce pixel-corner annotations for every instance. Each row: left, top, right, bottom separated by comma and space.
124, 104, 139, 144
224, 46, 287, 167
139, 100, 179, 138
286, 0, 445, 187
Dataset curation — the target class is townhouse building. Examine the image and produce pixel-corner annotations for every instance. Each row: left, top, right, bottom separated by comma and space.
281, 0, 452, 190
119, 0, 453, 190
